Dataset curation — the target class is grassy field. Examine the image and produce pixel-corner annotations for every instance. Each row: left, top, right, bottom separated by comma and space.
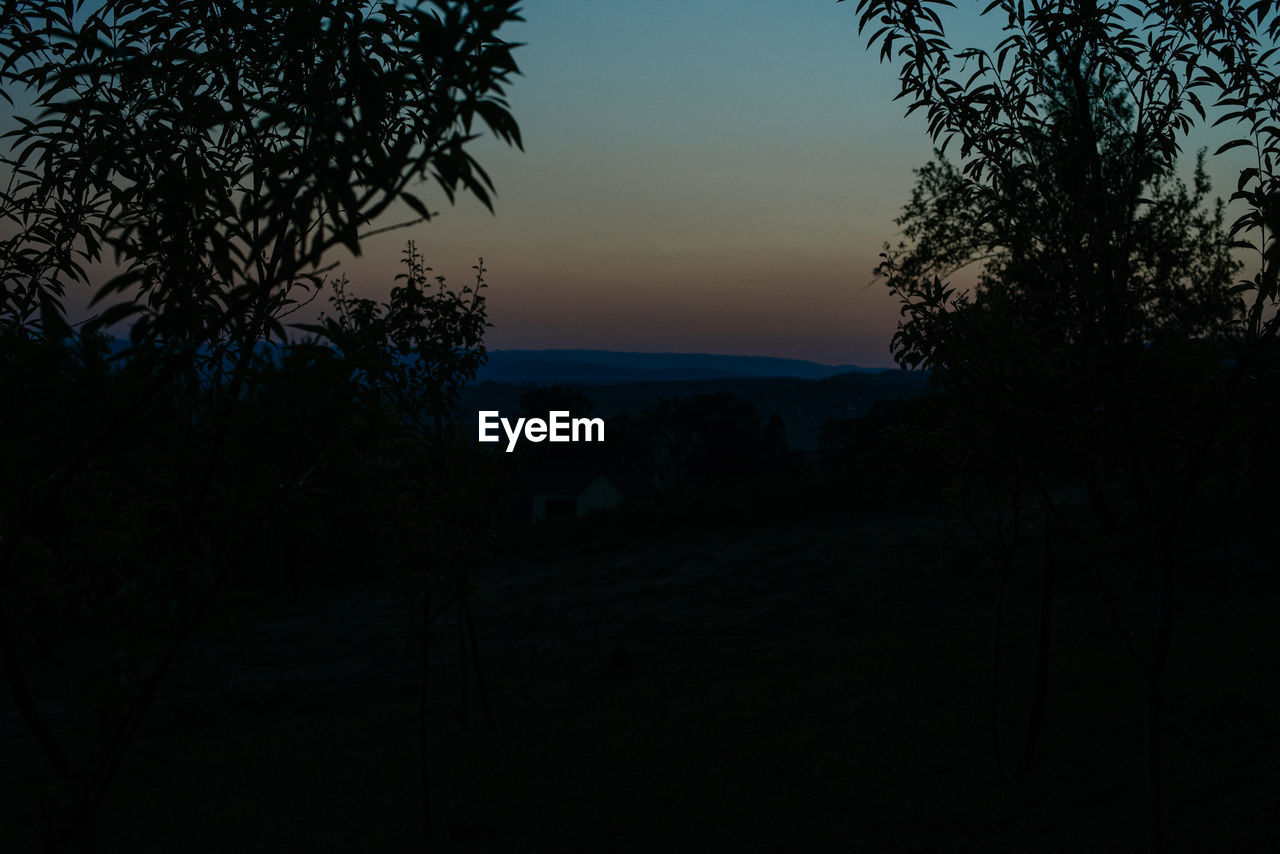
3, 501, 1277, 852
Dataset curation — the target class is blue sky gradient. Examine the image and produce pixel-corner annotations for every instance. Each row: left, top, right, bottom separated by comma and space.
5, 1, 1255, 366
341, 0, 938, 366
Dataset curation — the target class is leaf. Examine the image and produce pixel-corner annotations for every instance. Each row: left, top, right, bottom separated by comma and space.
84, 301, 145, 334
1214, 138, 1254, 155
400, 190, 435, 222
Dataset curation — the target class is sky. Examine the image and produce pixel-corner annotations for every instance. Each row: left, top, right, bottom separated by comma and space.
339, 0, 939, 367
5, 1, 1257, 367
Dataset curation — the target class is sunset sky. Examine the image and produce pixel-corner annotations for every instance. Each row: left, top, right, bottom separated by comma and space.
6, 1, 1251, 367
342, 0, 939, 367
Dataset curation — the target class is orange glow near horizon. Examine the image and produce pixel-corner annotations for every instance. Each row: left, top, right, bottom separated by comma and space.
311, 1, 937, 369
14, 2, 1261, 369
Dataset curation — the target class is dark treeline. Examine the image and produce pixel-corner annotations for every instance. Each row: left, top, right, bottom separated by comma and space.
1, 0, 523, 849
0, 243, 508, 850
843, 0, 1280, 850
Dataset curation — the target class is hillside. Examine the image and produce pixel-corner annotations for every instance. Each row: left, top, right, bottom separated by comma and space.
474, 350, 880, 384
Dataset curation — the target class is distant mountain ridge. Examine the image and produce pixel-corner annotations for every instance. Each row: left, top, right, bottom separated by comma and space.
94, 338, 893, 386
476, 349, 883, 384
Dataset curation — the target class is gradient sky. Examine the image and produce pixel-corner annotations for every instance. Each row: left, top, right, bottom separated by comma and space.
339, 0, 939, 367
8, 2, 1254, 367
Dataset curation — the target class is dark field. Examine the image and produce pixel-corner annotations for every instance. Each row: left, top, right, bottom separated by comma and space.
4, 501, 1276, 852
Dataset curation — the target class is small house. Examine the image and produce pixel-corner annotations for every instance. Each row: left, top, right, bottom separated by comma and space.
529, 471, 626, 522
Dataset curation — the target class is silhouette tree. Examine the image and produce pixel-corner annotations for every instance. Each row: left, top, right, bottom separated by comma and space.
2, 0, 521, 342
639, 393, 792, 489
844, 0, 1280, 849
304, 245, 500, 847
0, 1, 521, 849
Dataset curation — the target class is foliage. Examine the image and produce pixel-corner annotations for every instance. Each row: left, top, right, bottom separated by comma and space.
1, 0, 521, 346
844, 1, 1280, 849
0, 1, 521, 849
638, 393, 796, 488
304, 242, 491, 435
882, 149, 1241, 379
846, 0, 1280, 526
298, 244, 501, 579
818, 394, 965, 503
847, 0, 1280, 345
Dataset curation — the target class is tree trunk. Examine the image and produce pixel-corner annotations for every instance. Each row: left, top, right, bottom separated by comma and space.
420, 589, 433, 853
1020, 523, 1055, 774
1145, 540, 1174, 854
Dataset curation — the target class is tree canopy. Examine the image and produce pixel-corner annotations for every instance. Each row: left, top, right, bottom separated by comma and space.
846, 0, 1280, 352
0, 3, 522, 849
1, 0, 522, 347
845, 2, 1280, 850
